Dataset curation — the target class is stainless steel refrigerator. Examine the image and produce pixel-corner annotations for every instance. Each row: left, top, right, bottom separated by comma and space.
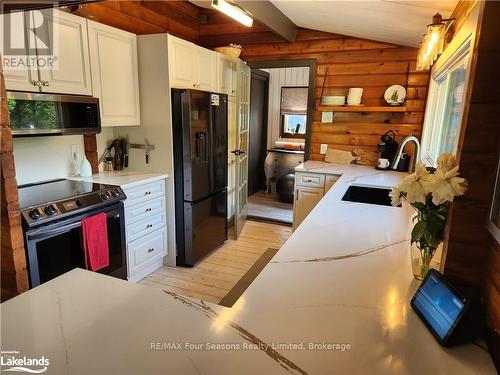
171, 90, 228, 266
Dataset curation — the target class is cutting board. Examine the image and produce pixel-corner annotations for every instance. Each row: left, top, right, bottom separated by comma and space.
352, 148, 379, 166
324, 149, 359, 164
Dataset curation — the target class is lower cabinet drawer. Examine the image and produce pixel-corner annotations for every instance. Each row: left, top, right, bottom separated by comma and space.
125, 195, 166, 225
126, 211, 167, 242
128, 227, 167, 272
123, 179, 166, 207
295, 172, 325, 188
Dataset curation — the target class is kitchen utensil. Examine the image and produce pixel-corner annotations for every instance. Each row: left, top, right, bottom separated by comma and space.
384, 85, 406, 106
347, 88, 363, 105
324, 149, 359, 164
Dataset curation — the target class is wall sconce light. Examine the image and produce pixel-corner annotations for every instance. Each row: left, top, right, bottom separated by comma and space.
416, 13, 455, 71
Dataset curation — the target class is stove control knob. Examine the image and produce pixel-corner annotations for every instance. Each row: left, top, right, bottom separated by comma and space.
111, 189, 120, 197
100, 192, 109, 200
29, 209, 41, 220
44, 204, 57, 216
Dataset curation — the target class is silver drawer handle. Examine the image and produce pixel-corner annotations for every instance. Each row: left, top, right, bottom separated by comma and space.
148, 248, 154, 253
304, 178, 313, 182
146, 224, 153, 228
32, 80, 42, 87
42, 81, 49, 86
145, 208, 152, 212
144, 191, 151, 196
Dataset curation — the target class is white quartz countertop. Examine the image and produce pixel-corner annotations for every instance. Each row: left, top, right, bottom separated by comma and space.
69, 170, 168, 189
1, 162, 494, 374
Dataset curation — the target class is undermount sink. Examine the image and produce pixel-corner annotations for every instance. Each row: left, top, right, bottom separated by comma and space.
341, 185, 399, 207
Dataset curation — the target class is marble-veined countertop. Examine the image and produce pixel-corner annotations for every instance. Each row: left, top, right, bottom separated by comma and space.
1, 162, 494, 374
69, 170, 168, 189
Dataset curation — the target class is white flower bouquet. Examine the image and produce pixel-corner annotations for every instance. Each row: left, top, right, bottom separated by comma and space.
390, 153, 468, 279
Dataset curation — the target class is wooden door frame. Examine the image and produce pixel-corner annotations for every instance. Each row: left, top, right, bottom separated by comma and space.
247, 59, 317, 161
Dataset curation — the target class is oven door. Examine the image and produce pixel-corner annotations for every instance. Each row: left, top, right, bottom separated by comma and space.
25, 203, 127, 287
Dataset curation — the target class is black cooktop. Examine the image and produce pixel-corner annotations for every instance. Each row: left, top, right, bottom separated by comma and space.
18, 179, 110, 209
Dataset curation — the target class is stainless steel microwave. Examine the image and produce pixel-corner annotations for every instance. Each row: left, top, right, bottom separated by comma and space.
7, 92, 101, 136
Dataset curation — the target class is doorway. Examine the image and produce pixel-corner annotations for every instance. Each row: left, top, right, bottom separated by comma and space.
246, 60, 316, 225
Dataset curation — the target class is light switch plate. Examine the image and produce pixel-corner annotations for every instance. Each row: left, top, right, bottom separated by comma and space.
70, 144, 82, 161
320, 144, 328, 154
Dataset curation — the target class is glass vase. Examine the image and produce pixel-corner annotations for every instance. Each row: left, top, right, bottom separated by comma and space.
410, 243, 441, 280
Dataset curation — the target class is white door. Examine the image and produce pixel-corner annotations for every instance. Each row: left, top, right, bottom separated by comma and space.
168, 35, 195, 89
36, 9, 92, 95
233, 62, 250, 239
293, 187, 324, 231
88, 20, 140, 126
195, 47, 216, 91
0, 11, 39, 92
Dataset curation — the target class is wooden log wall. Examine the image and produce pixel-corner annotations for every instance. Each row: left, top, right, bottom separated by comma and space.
440, 0, 500, 365
1, 67, 29, 301
198, 11, 429, 162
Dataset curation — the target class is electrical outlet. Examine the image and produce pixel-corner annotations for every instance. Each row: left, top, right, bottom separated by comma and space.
70, 144, 82, 161
320, 144, 328, 154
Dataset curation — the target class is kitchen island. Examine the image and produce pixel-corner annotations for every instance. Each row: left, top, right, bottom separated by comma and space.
1, 163, 495, 374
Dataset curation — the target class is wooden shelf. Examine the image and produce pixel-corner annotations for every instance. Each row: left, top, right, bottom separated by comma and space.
317, 105, 407, 113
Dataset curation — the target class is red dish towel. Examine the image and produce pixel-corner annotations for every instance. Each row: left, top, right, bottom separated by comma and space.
81, 213, 109, 272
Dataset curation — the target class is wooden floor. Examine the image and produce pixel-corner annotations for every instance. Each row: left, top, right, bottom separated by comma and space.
248, 190, 293, 224
139, 220, 292, 304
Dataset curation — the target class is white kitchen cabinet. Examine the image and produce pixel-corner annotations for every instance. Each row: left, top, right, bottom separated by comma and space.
0, 12, 39, 91
195, 46, 216, 91
293, 171, 340, 230
168, 34, 195, 89
88, 20, 141, 126
293, 186, 324, 230
217, 53, 236, 95
167, 34, 217, 91
36, 9, 92, 95
122, 178, 168, 283
0, 9, 91, 94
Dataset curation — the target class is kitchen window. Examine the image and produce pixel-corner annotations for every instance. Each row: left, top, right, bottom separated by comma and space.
280, 87, 308, 138
421, 37, 472, 166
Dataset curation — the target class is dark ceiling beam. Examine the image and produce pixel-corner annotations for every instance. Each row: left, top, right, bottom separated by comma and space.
234, 0, 297, 42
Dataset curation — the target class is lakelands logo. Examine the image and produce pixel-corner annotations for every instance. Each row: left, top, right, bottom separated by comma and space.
1, 351, 50, 373
1, 2, 59, 70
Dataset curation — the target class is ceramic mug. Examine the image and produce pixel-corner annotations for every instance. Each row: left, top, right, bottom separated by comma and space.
347, 87, 363, 105
377, 158, 390, 168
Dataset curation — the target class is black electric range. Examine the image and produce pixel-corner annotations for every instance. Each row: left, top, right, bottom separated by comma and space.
18, 179, 128, 287
19, 179, 126, 227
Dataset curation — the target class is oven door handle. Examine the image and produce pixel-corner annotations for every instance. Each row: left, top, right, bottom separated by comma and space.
28, 221, 82, 241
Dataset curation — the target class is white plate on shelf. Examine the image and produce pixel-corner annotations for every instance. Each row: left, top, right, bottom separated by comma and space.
384, 85, 406, 106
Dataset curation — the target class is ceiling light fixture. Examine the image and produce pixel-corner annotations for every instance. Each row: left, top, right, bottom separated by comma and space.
416, 13, 455, 71
211, 0, 253, 27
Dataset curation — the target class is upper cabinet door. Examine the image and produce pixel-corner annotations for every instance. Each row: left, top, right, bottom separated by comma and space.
217, 54, 236, 95
195, 46, 216, 92
88, 20, 141, 127
35, 9, 92, 95
0, 12, 39, 92
168, 35, 195, 89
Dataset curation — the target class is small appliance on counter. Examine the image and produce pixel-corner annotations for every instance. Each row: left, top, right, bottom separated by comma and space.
376, 131, 399, 170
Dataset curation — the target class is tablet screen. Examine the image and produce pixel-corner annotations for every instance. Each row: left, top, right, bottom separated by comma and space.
412, 271, 466, 340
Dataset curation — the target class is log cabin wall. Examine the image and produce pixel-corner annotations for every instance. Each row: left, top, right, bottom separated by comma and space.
199, 10, 430, 162
0, 67, 29, 301
439, 0, 500, 364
